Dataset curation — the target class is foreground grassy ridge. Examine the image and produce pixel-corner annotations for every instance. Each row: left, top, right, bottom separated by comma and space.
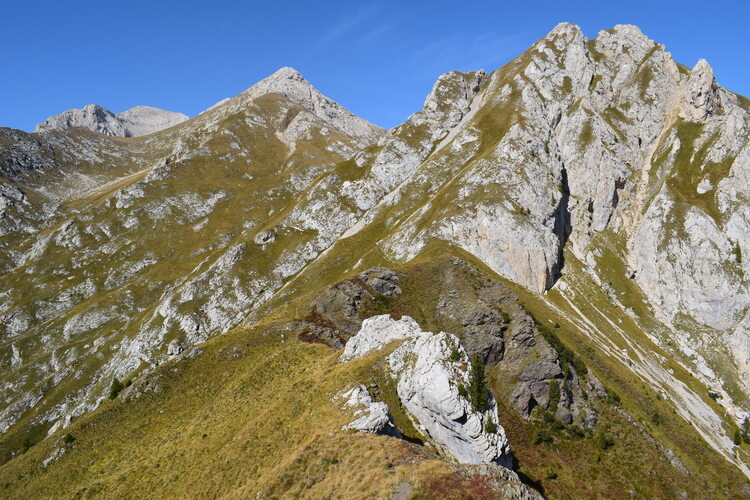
0, 320, 465, 499
2, 247, 748, 498
261, 234, 749, 498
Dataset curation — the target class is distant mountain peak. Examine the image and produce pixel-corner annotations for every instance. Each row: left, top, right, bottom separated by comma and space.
35, 104, 188, 137
209, 66, 385, 142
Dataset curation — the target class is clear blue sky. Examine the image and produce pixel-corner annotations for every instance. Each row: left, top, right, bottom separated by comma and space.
2, 0, 749, 132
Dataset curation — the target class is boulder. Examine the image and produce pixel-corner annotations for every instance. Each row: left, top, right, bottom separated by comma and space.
341, 314, 513, 467
337, 384, 400, 436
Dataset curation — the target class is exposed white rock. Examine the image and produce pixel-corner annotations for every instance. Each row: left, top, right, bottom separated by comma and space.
341, 314, 512, 467
167, 339, 184, 358
10, 344, 22, 367
697, 178, 713, 194
337, 384, 398, 435
115, 105, 189, 136
340, 315, 421, 362
41, 446, 65, 468
682, 59, 722, 120
253, 229, 276, 246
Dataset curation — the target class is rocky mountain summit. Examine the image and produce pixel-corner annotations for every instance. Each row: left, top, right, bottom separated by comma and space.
2, 22, 750, 499
34, 103, 189, 137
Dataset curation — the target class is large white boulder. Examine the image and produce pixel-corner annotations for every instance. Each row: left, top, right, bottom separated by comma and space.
341, 314, 512, 467
337, 384, 399, 436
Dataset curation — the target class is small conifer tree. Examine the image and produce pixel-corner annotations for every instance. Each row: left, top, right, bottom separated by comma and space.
468, 355, 488, 412
109, 377, 125, 400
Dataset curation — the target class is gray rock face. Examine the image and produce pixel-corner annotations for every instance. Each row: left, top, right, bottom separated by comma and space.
430, 259, 597, 424
341, 314, 512, 467
35, 104, 188, 137
297, 267, 401, 347
115, 106, 189, 136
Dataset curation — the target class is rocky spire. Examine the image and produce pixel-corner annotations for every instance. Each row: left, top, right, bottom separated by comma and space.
683, 58, 722, 120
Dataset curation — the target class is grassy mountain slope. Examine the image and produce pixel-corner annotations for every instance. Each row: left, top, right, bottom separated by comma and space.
1, 250, 747, 498
2, 22, 750, 499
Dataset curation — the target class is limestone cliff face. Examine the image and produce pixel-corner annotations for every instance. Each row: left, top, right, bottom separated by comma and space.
2, 22, 750, 478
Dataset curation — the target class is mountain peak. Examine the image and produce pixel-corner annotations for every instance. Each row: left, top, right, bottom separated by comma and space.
115, 106, 189, 137
608, 23, 646, 37
543, 22, 585, 45
225, 67, 384, 142
269, 66, 305, 81
35, 103, 188, 137
683, 58, 722, 120
242, 66, 313, 100
35, 104, 126, 136
595, 23, 655, 57
692, 58, 714, 76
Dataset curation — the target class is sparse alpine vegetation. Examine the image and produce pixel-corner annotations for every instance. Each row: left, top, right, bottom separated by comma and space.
1, 21, 750, 499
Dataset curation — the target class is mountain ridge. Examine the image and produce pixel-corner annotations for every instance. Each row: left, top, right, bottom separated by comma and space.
34, 103, 190, 137
1, 21, 750, 498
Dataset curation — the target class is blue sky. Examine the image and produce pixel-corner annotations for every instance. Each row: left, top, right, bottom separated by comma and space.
2, 0, 749, 131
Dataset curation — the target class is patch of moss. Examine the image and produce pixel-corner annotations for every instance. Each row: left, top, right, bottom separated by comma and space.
664, 119, 736, 226
548, 379, 560, 414
579, 120, 594, 149
589, 74, 602, 91
636, 65, 654, 100
562, 76, 572, 94
586, 39, 605, 63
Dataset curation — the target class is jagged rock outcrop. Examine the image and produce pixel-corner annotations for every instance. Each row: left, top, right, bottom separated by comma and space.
298, 268, 401, 347
341, 314, 512, 467
682, 59, 723, 120
35, 104, 188, 137
336, 384, 400, 436
304, 260, 601, 428
339, 314, 415, 362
